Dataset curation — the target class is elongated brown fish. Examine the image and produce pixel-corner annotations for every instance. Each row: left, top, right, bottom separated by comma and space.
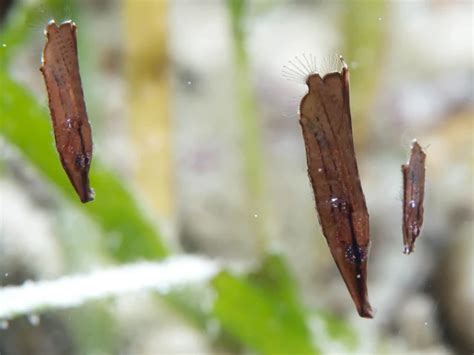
298, 57, 372, 318
402, 141, 426, 254
40, 20, 94, 203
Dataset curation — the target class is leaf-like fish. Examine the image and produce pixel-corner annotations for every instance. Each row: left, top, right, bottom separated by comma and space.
40, 20, 94, 203
298, 57, 373, 318
401, 141, 426, 254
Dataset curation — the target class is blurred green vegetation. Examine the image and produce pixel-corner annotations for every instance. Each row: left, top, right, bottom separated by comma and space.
0, 0, 361, 354
124, 0, 174, 220
213, 254, 317, 354
227, 0, 269, 255
342, 0, 386, 144
0, 72, 169, 260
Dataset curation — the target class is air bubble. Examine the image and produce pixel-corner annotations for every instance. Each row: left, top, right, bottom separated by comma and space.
254, 214, 258, 218
2, 44, 6, 48
409, 200, 416, 208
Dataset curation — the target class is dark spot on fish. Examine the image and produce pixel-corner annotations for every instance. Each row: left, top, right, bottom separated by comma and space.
345, 244, 368, 264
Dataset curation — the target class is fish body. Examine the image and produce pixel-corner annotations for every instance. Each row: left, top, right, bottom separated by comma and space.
40, 20, 94, 203
299, 59, 372, 318
401, 141, 426, 254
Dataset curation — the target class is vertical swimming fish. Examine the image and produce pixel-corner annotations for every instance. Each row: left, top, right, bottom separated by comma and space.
402, 141, 426, 254
298, 56, 373, 318
40, 20, 94, 203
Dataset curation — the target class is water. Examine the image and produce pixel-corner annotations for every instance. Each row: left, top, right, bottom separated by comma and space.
28, 314, 40, 326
